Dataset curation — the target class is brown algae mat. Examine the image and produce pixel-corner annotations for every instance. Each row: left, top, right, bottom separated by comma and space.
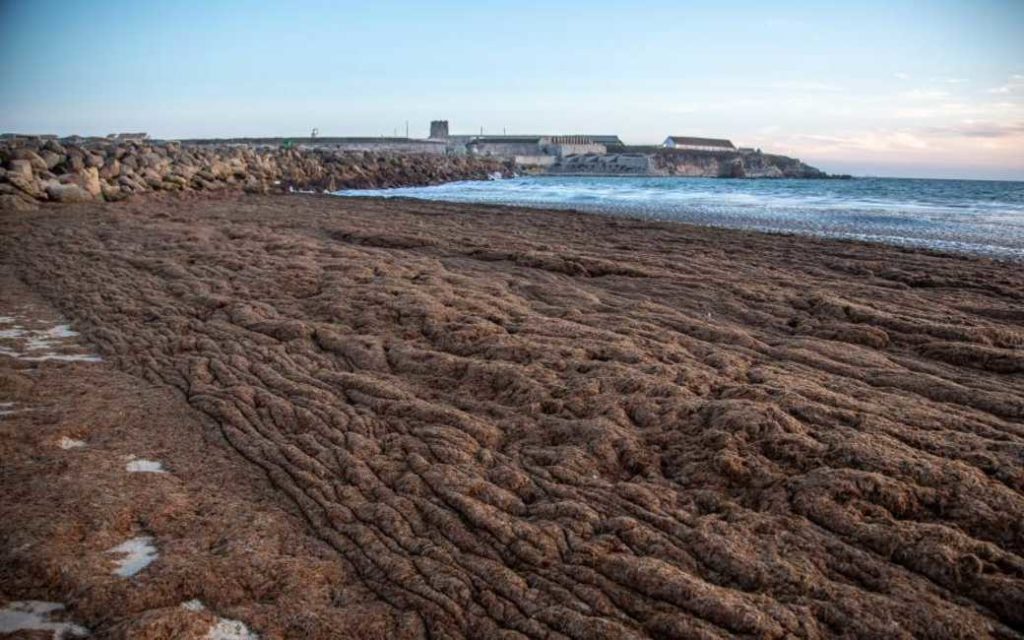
1, 191, 1022, 639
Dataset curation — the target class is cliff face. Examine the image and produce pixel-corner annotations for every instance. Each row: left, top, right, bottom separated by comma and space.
546, 149, 828, 178
653, 149, 828, 178
0, 138, 512, 210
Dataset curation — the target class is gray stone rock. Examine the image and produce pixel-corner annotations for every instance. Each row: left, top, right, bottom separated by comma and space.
46, 182, 93, 203
70, 167, 102, 197
39, 150, 64, 170
99, 158, 121, 180
3, 171, 44, 199
101, 182, 129, 201
7, 159, 33, 178
66, 150, 85, 172
10, 148, 47, 171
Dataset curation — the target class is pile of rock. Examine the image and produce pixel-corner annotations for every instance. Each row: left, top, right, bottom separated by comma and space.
0, 138, 512, 210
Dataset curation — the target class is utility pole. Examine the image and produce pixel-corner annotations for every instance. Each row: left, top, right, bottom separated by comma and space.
405, 121, 409, 138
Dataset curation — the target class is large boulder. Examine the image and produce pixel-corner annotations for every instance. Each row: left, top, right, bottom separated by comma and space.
101, 182, 129, 201
39, 150, 64, 170
7, 159, 34, 179
10, 148, 47, 172
141, 152, 167, 170
99, 158, 121, 180
142, 169, 164, 189
65, 149, 86, 172
3, 171, 44, 199
163, 174, 189, 188
41, 139, 66, 155
70, 167, 102, 197
46, 182, 93, 203
209, 160, 230, 179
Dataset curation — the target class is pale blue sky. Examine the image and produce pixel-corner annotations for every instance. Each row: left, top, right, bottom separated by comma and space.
2, 0, 1022, 178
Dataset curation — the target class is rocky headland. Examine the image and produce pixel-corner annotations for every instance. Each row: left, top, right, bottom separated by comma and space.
548, 148, 835, 178
0, 137, 512, 211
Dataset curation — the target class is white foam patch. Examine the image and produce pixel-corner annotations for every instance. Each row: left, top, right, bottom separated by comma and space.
58, 437, 87, 449
179, 600, 259, 639
22, 353, 104, 363
0, 320, 102, 363
208, 616, 259, 640
107, 536, 158, 577
126, 459, 165, 473
26, 325, 80, 350
0, 600, 88, 638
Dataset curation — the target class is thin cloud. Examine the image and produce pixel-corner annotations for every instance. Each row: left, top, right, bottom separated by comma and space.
925, 121, 1024, 138
987, 74, 1024, 94
766, 81, 846, 93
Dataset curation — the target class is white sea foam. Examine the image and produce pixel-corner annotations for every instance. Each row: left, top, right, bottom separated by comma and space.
180, 600, 260, 639
0, 600, 88, 638
22, 353, 104, 362
208, 616, 260, 640
126, 458, 166, 473
0, 320, 102, 362
107, 536, 158, 577
25, 325, 80, 348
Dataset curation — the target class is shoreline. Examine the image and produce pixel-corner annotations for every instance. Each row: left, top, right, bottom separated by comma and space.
2, 191, 1022, 638
333, 178, 1024, 262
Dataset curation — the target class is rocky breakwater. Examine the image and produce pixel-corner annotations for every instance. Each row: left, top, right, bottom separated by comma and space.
0, 138, 512, 210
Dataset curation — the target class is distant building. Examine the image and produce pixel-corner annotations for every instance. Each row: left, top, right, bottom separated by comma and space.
436, 120, 621, 157
663, 136, 736, 152
466, 135, 607, 165
542, 136, 606, 156
429, 120, 450, 139
111, 132, 149, 141
467, 136, 546, 158
589, 135, 625, 147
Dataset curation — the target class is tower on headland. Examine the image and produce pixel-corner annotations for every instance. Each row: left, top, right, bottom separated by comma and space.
429, 120, 450, 140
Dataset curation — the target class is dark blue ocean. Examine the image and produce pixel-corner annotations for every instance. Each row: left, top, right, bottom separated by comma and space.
336, 176, 1024, 259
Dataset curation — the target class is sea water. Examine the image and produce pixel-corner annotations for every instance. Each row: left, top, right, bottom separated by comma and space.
336, 176, 1024, 259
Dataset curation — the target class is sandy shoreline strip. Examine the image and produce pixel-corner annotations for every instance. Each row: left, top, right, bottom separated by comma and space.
1, 191, 1022, 639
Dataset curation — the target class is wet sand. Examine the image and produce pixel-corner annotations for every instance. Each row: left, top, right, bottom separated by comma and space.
1, 191, 1022, 638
